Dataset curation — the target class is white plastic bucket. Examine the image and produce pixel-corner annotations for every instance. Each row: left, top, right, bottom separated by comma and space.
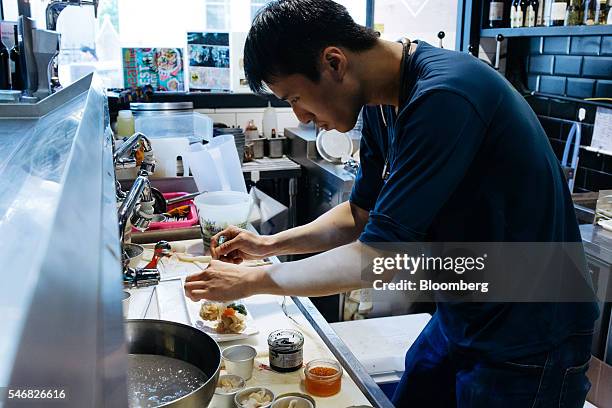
186, 134, 246, 193
194, 191, 252, 247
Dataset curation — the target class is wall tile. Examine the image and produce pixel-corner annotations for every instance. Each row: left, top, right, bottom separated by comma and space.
528, 97, 550, 115
570, 36, 602, 55
277, 112, 300, 133
206, 113, 237, 127
566, 78, 596, 98
581, 124, 594, 146
585, 169, 612, 191
578, 150, 604, 172
575, 168, 588, 189
539, 116, 562, 139
595, 80, 612, 98
236, 112, 264, 131
540, 75, 566, 94
602, 36, 612, 55
530, 55, 555, 74
544, 36, 570, 55
576, 104, 598, 124
530, 37, 543, 54
602, 155, 612, 174
554, 55, 583, 76
549, 138, 566, 159
582, 56, 612, 79
549, 100, 577, 120
527, 74, 540, 91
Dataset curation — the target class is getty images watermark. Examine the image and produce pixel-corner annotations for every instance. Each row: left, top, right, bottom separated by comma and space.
371, 253, 490, 293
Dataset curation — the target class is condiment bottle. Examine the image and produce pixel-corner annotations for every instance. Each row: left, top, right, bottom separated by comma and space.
116, 110, 135, 139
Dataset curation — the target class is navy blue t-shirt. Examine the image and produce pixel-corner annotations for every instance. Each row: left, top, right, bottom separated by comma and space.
351, 42, 598, 360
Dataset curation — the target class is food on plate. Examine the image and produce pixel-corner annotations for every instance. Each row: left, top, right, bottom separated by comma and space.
227, 303, 247, 316
239, 389, 272, 408
175, 253, 212, 263
199, 302, 248, 333
217, 307, 247, 334
288, 400, 298, 408
216, 376, 244, 393
200, 302, 221, 321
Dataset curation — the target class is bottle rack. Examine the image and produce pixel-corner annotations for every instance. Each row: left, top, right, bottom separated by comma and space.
481, 24, 612, 37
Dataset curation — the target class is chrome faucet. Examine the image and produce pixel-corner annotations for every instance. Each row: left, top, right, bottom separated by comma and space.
114, 132, 160, 287
114, 132, 155, 201
114, 132, 155, 173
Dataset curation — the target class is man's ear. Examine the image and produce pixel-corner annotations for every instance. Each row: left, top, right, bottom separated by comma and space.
321, 46, 347, 81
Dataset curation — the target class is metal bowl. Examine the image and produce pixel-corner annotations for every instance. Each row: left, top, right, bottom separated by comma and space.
125, 319, 221, 407
124, 243, 144, 268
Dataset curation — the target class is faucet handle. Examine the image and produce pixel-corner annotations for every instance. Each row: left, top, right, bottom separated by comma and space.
123, 267, 160, 288
131, 198, 155, 231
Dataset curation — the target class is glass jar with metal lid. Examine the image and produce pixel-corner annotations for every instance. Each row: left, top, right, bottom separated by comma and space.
268, 329, 304, 372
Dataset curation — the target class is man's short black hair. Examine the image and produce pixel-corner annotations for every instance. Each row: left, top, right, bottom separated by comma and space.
244, 0, 379, 95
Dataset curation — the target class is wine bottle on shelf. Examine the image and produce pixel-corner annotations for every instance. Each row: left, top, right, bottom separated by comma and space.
584, 0, 596, 23
511, 0, 522, 26
596, 0, 607, 22
565, 0, 583, 25
542, 0, 554, 24
489, 0, 506, 27
10, 25, 22, 90
520, 0, 530, 25
0, 29, 10, 90
602, 0, 611, 23
538, 0, 547, 24
527, 0, 539, 26
550, 0, 568, 25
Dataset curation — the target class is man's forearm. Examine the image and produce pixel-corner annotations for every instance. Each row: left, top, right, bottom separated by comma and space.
249, 240, 376, 297
268, 201, 368, 256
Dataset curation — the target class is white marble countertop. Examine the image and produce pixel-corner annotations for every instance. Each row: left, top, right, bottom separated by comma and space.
126, 239, 372, 408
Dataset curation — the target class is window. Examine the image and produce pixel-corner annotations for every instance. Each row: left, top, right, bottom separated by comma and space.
374, 0, 458, 49
251, 0, 270, 22
2, 0, 369, 90
206, 0, 230, 31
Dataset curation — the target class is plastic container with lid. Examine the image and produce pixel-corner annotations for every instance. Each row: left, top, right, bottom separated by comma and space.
304, 359, 343, 397
262, 101, 278, 139
116, 109, 135, 138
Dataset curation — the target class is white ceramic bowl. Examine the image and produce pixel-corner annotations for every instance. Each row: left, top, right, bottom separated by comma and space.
234, 387, 275, 408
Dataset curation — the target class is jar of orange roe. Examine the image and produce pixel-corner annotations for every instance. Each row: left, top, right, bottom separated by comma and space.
304, 359, 343, 397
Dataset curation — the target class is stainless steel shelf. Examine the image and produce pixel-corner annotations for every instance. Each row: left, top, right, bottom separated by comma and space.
481, 25, 612, 38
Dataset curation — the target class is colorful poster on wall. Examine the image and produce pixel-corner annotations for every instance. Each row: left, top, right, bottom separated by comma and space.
187, 32, 230, 91
122, 47, 184, 91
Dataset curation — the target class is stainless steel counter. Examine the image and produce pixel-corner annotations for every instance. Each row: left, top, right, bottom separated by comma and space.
285, 127, 357, 224
0, 74, 126, 407
580, 224, 612, 364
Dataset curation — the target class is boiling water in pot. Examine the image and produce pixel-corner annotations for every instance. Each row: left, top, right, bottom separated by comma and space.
127, 354, 208, 407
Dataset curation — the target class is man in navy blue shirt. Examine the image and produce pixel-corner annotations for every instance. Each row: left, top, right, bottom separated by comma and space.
184, 1, 599, 406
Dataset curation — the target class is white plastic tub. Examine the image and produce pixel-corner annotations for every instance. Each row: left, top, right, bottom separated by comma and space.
194, 191, 252, 247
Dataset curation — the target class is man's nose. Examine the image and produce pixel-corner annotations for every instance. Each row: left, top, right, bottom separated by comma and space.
292, 105, 315, 124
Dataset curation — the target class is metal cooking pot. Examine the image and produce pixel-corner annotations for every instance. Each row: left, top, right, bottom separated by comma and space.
125, 319, 221, 407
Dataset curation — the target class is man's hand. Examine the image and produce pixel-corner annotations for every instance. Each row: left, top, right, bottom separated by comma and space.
210, 226, 274, 263
184, 260, 265, 302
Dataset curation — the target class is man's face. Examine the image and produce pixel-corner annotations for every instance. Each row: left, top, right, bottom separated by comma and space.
266, 54, 362, 133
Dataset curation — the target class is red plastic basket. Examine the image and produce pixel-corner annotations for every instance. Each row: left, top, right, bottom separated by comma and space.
133, 191, 199, 231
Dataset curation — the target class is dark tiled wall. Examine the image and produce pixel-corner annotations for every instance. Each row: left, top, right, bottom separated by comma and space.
523, 34, 612, 192
537, 112, 612, 193
527, 36, 612, 98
